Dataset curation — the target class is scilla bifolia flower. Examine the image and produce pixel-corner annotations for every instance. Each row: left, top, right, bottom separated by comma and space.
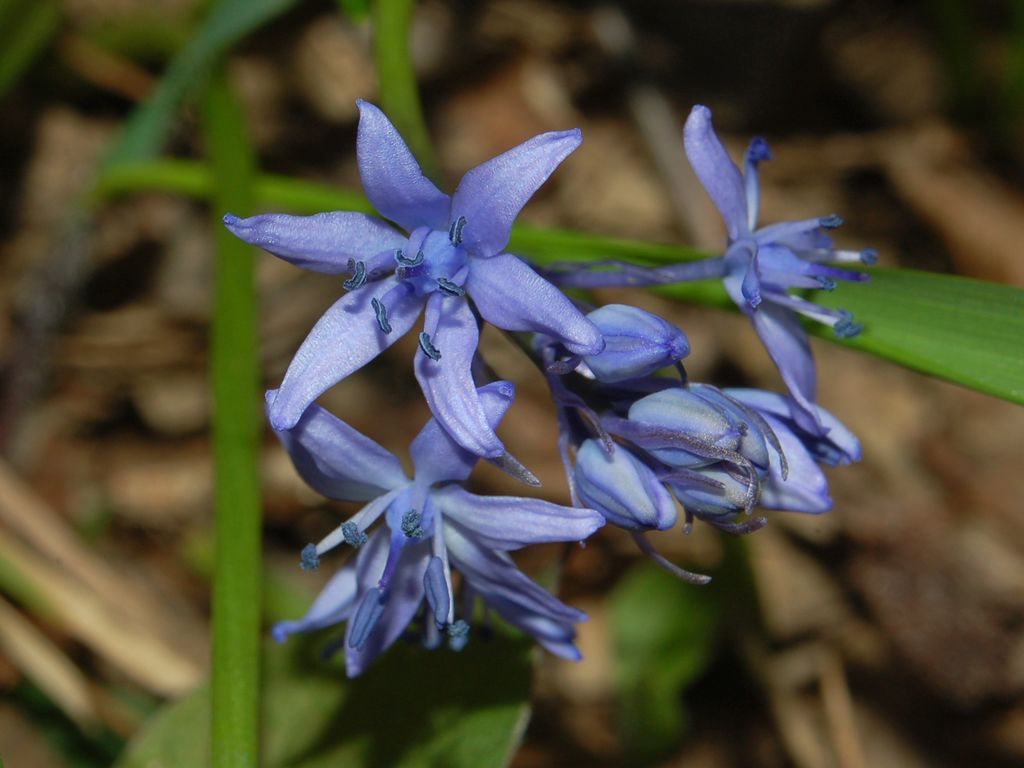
225, 101, 602, 463
269, 381, 604, 676
551, 106, 875, 436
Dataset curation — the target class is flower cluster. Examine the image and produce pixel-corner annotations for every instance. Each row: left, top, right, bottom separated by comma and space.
227, 101, 865, 675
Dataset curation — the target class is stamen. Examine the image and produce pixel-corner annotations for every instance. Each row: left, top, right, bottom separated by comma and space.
816, 277, 837, 291
401, 509, 424, 539
396, 248, 424, 267
343, 259, 367, 290
833, 315, 863, 339
299, 543, 319, 571
349, 588, 387, 650
448, 619, 470, 651
423, 556, 450, 629
448, 215, 467, 245
371, 297, 392, 334
342, 522, 367, 548
860, 248, 878, 265
436, 277, 465, 296
418, 332, 441, 361
818, 214, 844, 230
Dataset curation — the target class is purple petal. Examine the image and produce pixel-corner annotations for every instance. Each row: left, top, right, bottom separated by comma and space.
271, 565, 357, 643
356, 100, 450, 232
267, 390, 409, 500
344, 532, 431, 677
450, 128, 582, 257
410, 381, 516, 486
433, 485, 603, 549
747, 302, 825, 436
466, 253, 603, 355
414, 294, 503, 458
268, 278, 424, 430
223, 212, 404, 274
725, 388, 861, 466
446, 524, 586, 659
756, 414, 831, 513
683, 105, 749, 240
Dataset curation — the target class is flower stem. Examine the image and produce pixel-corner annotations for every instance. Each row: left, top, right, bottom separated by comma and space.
371, 0, 440, 181
203, 67, 262, 767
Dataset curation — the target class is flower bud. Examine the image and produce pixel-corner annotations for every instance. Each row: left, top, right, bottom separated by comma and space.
581, 305, 689, 383
574, 439, 677, 530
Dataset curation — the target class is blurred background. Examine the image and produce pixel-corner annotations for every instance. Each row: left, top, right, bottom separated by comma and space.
2, 0, 1024, 765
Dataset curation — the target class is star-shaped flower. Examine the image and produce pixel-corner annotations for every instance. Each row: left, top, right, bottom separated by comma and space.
269, 381, 604, 677
548, 106, 874, 436
225, 101, 603, 460
681, 105, 872, 435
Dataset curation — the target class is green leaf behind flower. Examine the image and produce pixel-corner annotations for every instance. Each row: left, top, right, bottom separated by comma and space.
115, 636, 532, 768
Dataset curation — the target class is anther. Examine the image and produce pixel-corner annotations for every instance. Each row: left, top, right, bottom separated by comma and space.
371, 297, 392, 334
342, 522, 367, 548
343, 260, 367, 291
819, 214, 844, 230
448, 619, 470, 652
418, 332, 441, 361
448, 216, 467, 245
833, 316, 863, 339
300, 543, 320, 571
436, 277, 465, 296
747, 137, 772, 164
859, 248, 878, 265
396, 248, 424, 267
816, 277, 837, 292
401, 510, 423, 539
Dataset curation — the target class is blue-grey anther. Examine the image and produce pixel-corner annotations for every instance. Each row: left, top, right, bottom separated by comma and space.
436, 277, 465, 296
341, 521, 367, 547
448, 215, 467, 245
343, 259, 367, 290
860, 249, 878, 265
418, 332, 441, 361
300, 543, 320, 571
448, 619, 470, 651
401, 509, 423, 539
395, 248, 424, 267
371, 297, 392, 334
833, 316, 863, 339
747, 136, 772, 163
819, 214, 843, 229
817, 277, 836, 291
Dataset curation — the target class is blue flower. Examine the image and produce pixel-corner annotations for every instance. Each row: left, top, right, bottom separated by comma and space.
681, 105, 872, 435
269, 381, 604, 677
225, 101, 603, 460
549, 106, 874, 436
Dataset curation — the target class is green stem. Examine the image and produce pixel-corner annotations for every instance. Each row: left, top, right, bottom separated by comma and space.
202, 68, 262, 767
372, 0, 440, 180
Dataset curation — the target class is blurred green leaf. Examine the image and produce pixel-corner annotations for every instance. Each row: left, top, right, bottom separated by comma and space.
609, 562, 721, 764
93, 160, 1024, 407
372, 0, 439, 180
116, 636, 532, 768
102, 0, 298, 169
337, 0, 371, 22
0, 0, 60, 100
